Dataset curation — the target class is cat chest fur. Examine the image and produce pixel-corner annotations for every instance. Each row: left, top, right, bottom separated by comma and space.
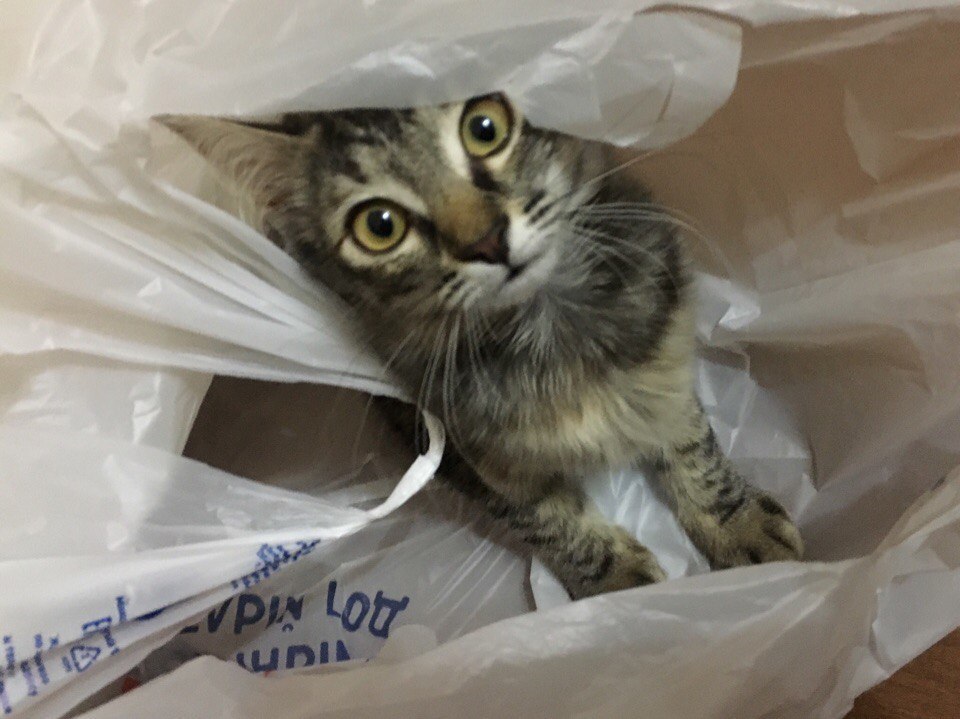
454, 303, 696, 478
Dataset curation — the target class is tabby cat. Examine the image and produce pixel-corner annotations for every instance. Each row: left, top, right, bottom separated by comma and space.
159, 94, 802, 599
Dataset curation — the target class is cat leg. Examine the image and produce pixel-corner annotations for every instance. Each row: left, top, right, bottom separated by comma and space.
375, 397, 664, 599
440, 449, 666, 600
655, 397, 803, 568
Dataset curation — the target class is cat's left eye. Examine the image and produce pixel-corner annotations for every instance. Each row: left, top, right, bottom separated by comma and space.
349, 200, 409, 253
460, 96, 513, 158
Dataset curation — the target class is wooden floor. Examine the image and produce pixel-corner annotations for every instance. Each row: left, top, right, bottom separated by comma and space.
846, 629, 960, 718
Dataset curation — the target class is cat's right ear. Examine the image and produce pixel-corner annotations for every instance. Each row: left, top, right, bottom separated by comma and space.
154, 114, 309, 229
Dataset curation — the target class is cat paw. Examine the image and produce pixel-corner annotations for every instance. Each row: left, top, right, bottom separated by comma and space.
699, 488, 803, 569
568, 528, 666, 599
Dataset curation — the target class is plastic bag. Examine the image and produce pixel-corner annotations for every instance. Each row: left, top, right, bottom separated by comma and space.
1, 1, 960, 718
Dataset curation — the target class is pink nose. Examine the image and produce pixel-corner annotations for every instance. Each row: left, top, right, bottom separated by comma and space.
455, 216, 509, 265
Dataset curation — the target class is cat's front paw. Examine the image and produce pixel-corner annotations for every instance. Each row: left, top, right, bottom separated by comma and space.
701, 488, 803, 569
568, 527, 667, 600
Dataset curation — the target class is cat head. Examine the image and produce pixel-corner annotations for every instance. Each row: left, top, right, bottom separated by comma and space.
158, 95, 606, 322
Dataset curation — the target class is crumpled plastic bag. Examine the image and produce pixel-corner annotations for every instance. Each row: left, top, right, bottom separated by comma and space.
1, 1, 959, 718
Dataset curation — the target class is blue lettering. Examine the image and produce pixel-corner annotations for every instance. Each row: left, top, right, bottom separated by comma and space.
3, 636, 14, 674
81, 617, 118, 655
341, 593, 370, 632
81, 617, 110, 635
326, 582, 342, 619
0, 678, 11, 714
70, 645, 101, 672
20, 661, 37, 697
249, 648, 279, 673
283, 595, 304, 623
257, 544, 291, 570
368, 592, 410, 638
285, 644, 315, 669
115, 596, 128, 622
33, 635, 49, 685
234, 540, 320, 590
207, 600, 232, 633
233, 594, 265, 635
267, 596, 281, 626
135, 608, 166, 622
335, 641, 350, 662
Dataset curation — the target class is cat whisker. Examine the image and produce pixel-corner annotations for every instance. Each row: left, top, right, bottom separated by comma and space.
549, 149, 655, 209
442, 276, 466, 306
414, 315, 450, 447
349, 325, 421, 465
566, 218, 680, 289
441, 314, 466, 451
575, 239, 633, 289
465, 311, 503, 404
572, 201, 726, 267
566, 202, 709, 278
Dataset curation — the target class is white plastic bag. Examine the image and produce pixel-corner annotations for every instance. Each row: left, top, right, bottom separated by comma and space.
2, 1, 960, 718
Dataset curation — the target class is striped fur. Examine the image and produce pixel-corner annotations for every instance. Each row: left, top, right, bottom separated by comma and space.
160, 96, 802, 599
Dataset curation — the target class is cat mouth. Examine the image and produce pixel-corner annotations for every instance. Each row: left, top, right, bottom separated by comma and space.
471, 247, 556, 310
504, 251, 546, 283
505, 261, 530, 282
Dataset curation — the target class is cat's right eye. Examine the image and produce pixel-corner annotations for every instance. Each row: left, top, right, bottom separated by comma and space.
349, 200, 409, 254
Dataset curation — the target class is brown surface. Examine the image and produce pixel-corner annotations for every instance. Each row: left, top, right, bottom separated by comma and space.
846, 629, 960, 718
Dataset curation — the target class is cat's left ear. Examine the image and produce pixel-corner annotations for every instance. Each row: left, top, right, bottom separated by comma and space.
155, 114, 307, 228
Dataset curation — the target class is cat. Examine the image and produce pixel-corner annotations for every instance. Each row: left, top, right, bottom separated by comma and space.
158, 93, 802, 599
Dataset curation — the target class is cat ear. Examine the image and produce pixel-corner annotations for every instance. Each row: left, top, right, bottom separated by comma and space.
155, 114, 307, 228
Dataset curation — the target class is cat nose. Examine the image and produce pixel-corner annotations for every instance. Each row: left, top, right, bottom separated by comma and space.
456, 215, 509, 265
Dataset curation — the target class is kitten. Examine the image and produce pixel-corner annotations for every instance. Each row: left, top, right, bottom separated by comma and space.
159, 94, 802, 599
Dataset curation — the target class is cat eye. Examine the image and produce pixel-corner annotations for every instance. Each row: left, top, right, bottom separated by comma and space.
460, 96, 513, 158
349, 200, 409, 253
